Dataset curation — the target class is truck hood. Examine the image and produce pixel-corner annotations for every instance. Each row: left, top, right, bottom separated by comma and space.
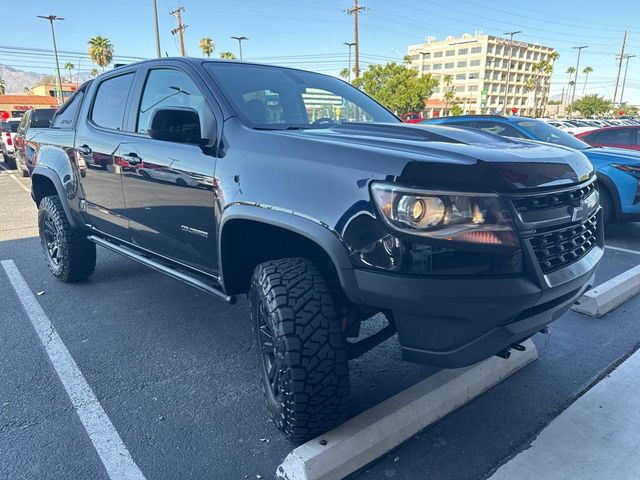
274, 123, 594, 191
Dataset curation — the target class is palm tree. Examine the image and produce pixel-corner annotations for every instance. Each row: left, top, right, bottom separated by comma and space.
23, 87, 30, 94
565, 67, 576, 105
525, 76, 538, 116
199, 37, 215, 57
90, 68, 99, 77
582, 66, 593, 97
339, 68, 349, 80
88, 36, 114, 72
64, 62, 75, 83
0, 77, 6, 95
219, 51, 236, 60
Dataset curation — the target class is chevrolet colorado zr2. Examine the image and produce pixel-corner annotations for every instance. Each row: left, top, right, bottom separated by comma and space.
28, 58, 602, 441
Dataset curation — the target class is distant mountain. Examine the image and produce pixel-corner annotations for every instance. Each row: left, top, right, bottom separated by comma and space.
0, 64, 92, 94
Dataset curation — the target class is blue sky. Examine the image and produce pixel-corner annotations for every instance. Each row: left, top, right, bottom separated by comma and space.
4, 0, 640, 104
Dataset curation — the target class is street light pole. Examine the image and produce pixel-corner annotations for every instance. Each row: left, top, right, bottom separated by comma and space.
231, 36, 248, 60
619, 54, 636, 107
343, 42, 355, 82
152, 0, 161, 58
37, 15, 65, 106
502, 30, 521, 115
570, 45, 588, 110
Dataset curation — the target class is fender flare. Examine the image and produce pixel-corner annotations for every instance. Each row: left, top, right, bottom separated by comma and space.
596, 173, 621, 220
219, 203, 363, 303
31, 166, 78, 228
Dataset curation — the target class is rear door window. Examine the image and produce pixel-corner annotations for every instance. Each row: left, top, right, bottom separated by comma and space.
594, 128, 631, 145
91, 73, 135, 130
52, 90, 84, 128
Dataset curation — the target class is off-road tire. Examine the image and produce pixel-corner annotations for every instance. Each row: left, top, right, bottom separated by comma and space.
38, 195, 96, 282
249, 257, 350, 442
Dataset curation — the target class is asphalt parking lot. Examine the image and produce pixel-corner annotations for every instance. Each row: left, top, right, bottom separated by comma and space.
2, 157, 640, 480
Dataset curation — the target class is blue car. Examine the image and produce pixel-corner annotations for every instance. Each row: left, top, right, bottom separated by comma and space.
423, 115, 640, 222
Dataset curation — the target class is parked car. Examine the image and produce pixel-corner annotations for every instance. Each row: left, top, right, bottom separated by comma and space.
29, 59, 602, 441
400, 112, 422, 123
424, 115, 640, 223
542, 119, 590, 135
1, 117, 21, 169
14, 108, 58, 177
576, 126, 640, 151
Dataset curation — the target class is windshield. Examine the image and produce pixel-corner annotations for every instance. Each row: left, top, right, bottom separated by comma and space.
204, 63, 399, 129
1, 121, 20, 133
515, 119, 590, 150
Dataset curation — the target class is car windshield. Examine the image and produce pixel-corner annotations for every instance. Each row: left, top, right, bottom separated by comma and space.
1, 120, 20, 133
204, 63, 399, 129
515, 119, 590, 150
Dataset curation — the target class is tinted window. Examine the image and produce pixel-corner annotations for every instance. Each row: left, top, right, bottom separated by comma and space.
91, 73, 134, 130
31, 109, 57, 128
594, 129, 631, 145
52, 90, 84, 128
1, 121, 19, 133
476, 121, 526, 138
137, 69, 208, 135
204, 63, 398, 128
515, 119, 589, 150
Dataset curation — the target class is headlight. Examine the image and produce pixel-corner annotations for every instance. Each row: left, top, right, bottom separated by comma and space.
371, 183, 519, 247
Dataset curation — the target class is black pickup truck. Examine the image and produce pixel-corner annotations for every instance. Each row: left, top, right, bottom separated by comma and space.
30, 58, 602, 441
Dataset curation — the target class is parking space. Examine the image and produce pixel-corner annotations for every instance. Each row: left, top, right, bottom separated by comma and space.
1, 161, 640, 480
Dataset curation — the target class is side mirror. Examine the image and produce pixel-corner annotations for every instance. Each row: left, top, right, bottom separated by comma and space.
148, 107, 208, 145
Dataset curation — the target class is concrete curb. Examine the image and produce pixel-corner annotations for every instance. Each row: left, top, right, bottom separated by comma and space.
276, 339, 538, 480
572, 264, 640, 318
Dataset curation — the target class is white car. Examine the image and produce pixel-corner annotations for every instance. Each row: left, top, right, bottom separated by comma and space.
542, 119, 594, 136
137, 163, 199, 187
1, 117, 21, 168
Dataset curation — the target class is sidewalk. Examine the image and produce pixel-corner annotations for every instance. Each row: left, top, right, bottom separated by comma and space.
489, 348, 640, 480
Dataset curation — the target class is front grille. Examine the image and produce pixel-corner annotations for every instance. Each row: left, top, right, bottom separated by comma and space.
529, 214, 598, 274
512, 181, 596, 213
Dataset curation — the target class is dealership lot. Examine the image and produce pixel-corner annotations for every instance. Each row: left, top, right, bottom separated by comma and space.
2, 161, 640, 480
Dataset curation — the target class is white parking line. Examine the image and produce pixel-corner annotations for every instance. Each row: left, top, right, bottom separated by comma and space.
8, 173, 30, 193
606, 245, 640, 256
1, 260, 147, 480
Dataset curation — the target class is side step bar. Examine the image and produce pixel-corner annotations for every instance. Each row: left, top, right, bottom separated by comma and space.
87, 235, 236, 305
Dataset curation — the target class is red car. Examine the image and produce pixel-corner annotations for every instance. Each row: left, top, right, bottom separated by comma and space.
576, 126, 640, 151
400, 112, 423, 123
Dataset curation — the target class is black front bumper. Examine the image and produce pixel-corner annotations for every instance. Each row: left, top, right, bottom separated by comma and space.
349, 244, 602, 368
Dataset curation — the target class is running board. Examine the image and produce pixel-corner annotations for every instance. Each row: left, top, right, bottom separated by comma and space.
87, 235, 236, 304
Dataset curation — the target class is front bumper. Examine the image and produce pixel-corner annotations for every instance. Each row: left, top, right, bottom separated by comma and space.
349, 242, 602, 368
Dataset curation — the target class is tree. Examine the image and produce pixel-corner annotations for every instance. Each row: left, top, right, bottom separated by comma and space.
569, 94, 612, 117
88, 36, 114, 72
219, 51, 236, 60
352, 62, 438, 115
90, 68, 99, 77
0, 77, 5, 95
450, 104, 463, 116
199, 37, 215, 57
565, 66, 576, 105
339, 68, 350, 80
582, 66, 593, 97
23, 87, 30, 93
442, 74, 454, 111
64, 62, 75, 83
402, 54, 412, 65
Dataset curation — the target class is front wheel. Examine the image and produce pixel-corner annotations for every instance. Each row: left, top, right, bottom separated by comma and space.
38, 195, 96, 282
249, 257, 350, 442
599, 187, 616, 224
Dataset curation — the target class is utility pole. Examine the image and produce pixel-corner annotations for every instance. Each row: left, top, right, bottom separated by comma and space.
569, 45, 588, 111
502, 31, 521, 115
37, 15, 65, 106
343, 42, 355, 82
619, 54, 636, 106
557, 85, 564, 117
345, 0, 365, 79
170, 7, 187, 57
153, 0, 161, 58
231, 36, 248, 60
613, 30, 628, 105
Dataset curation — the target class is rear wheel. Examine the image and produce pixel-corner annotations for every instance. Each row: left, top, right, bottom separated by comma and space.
249, 257, 350, 442
38, 195, 96, 282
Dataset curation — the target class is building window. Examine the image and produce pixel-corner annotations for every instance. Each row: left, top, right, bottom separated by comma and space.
468, 72, 480, 79
434, 51, 443, 58
457, 60, 467, 68
444, 62, 454, 69
456, 73, 466, 80
422, 64, 431, 71
470, 59, 481, 66
468, 85, 479, 92
433, 63, 442, 70
496, 46, 503, 55
471, 46, 482, 54
433, 87, 441, 93
445, 49, 455, 56
455, 85, 465, 92
411, 54, 421, 61
458, 48, 468, 55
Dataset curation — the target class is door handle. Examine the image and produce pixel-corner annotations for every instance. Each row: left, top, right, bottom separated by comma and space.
78, 144, 92, 156
122, 152, 142, 165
